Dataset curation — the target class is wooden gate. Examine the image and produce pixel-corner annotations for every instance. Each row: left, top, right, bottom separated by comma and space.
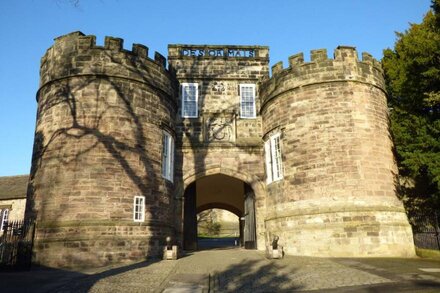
183, 182, 198, 250
243, 184, 256, 249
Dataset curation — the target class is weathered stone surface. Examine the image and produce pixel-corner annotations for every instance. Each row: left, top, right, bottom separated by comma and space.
260, 49, 414, 257
26, 32, 414, 269
27, 32, 177, 268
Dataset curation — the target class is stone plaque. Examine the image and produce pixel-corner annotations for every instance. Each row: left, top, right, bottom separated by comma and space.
205, 114, 235, 143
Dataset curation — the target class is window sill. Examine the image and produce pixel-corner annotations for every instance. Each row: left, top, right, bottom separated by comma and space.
266, 178, 283, 185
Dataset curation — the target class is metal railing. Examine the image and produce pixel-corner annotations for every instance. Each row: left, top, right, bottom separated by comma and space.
0, 219, 35, 270
409, 211, 440, 251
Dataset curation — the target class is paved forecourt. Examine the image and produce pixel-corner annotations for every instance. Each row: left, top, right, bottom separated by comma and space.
1, 248, 439, 292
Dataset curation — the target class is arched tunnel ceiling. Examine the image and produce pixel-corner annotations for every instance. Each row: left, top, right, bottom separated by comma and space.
196, 174, 245, 216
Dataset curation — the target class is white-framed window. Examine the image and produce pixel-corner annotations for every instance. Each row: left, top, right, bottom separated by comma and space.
239, 84, 256, 118
133, 196, 145, 222
0, 209, 9, 231
162, 131, 174, 182
264, 133, 283, 183
181, 83, 198, 118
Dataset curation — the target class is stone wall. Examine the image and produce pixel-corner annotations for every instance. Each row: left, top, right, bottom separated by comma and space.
27, 33, 416, 269
27, 32, 178, 268
168, 45, 269, 146
0, 198, 26, 222
259, 47, 415, 257
168, 45, 270, 249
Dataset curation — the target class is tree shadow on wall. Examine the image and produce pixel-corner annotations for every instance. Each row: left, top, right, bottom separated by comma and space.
173, 52, 269, 248
176, 52, 268, 175
26, 42, 179, 265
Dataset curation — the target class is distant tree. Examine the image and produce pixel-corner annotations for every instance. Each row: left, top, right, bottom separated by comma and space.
197, 210, 213, 225
206, 222, 221, 236
197, 210, 223, 236
382, 0, 440, 213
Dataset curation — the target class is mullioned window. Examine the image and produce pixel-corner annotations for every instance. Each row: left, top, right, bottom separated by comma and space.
181, 83, 198, 118
265, 133, 283, 183
239, 84, 256, 118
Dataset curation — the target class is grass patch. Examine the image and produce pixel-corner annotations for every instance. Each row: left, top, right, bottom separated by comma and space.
415, 247, 440, 259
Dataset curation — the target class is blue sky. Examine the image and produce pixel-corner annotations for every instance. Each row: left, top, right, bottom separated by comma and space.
0, 0, 432, 176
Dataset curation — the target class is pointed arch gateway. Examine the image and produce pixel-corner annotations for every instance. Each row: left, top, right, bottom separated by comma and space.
182, 173, 257, 250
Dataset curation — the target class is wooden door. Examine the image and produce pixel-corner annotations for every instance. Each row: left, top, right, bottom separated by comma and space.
183, 182, 198, 250
243, 184, 256, 249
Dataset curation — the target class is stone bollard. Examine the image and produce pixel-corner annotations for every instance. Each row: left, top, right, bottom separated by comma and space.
266, 236, 284, 259
163, 236, 179, 260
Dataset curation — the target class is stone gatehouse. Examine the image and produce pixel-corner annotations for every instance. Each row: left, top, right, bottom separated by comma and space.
26, 31, 415, 269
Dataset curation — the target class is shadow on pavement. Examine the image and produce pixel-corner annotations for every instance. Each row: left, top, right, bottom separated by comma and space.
212, 257, 302, 292
0, 259, 161, 293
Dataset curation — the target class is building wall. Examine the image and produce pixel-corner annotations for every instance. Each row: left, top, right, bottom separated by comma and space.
168, 45, 269, 249
168, 44, 269, 146
260, 47, 415, 256
27, 32, 178, 268
27, 32, 415, 269
0, 198, 26, 222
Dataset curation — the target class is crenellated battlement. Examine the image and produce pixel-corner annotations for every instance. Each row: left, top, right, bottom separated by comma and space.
48, 31, 166, 65
281, 46, 381, 71
39, 31, 177, 100
260, 46, 385, 109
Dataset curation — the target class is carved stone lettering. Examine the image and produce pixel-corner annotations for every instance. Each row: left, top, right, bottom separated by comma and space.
180, 47, 256, 58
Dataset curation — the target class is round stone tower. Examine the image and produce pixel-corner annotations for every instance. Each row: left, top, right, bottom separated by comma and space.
260, 47, 415, 257
26, 32, 178, 268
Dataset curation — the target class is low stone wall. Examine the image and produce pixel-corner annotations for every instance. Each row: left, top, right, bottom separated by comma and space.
33, 220, 172, 268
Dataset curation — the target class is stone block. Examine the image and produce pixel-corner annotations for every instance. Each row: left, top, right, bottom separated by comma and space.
163, 245, 179, 260
266, 245, 284, 259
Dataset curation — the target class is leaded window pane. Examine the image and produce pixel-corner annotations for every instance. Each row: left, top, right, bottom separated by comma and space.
240, 84, 256, 118
265, 133, 283, 183
161, 132, 174, 182
133, 196, 145, 222
182, 83, 198, 117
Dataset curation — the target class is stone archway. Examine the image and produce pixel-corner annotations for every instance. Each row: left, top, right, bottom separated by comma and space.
182, 173, 257, 250
182, 167, 263, 193
197, 203, 242, 217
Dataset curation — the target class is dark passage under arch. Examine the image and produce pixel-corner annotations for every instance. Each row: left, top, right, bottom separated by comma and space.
183, 174, 256, 250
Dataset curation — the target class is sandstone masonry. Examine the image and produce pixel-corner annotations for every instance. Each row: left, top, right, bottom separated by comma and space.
26, 32, 415, 269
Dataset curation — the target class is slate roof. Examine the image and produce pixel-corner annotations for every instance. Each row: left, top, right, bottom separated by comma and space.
0, 175, 29, 200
